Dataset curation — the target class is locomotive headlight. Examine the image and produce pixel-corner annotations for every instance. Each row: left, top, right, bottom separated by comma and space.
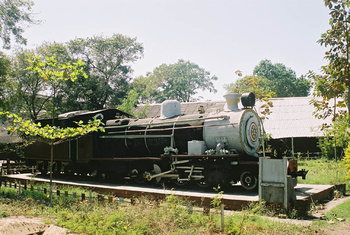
238, 109, 261, 156
250, 123, 258, 142
246, 118, 259, 148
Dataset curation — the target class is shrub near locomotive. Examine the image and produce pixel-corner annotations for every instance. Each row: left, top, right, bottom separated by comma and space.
25, 92, 262, 190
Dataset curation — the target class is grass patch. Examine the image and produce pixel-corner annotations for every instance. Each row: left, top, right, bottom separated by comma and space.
298, 158, 350, 190
1, 158, 350, 234
0, 185, 320, 234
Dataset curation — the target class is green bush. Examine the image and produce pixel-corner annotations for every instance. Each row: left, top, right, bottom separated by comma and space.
318, 116, 350, 160
343, 143, 350, 180
298, 159, 349, 189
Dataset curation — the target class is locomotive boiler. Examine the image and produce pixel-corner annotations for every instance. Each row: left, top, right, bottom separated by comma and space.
24, 92, 265, 190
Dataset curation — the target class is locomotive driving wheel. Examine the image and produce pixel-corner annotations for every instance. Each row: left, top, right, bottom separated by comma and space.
130, 169, 146, 184
240, 171, 258, 190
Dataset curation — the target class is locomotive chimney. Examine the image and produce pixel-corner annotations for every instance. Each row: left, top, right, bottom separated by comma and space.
223, 92, 240, 111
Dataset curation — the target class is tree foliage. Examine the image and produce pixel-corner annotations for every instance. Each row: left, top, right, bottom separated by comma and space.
224, 71, 275, 119
0, 51, 11, 110
0, 50, 10, 77
133, 59, 218, 103
226, 60, 310, 101
253, 59, 311, 97
131, 74, 161, 104
344, 142, 350, 179
1, 112, 103, 144
318, 115, 350, 159
10, 49, 48, 119
0, 0, 37, 49
9, 35, 143, 117
11, 52, 87, 120
224, 72, 276, 99
2, 55, 103, 205
309, 0, 350, 118
23, 42, 82, 115
67, 34, 144, 109
27, 55, 87, 120
117, 89, 148, 118
27, 56, 86, 83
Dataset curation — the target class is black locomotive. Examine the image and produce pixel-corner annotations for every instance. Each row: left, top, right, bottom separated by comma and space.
22, 92, 302, 190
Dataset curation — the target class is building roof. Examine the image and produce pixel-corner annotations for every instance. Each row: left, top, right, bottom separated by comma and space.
255, 97, 334, 139
0, 122, 22, 144
134, 96, 337, 139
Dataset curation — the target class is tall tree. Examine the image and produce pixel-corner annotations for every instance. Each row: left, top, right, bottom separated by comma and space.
0, 0, 37, 49
224, 71, 275, 119
0, 51, 11, 109
67, 34, 144, 109
224, 72, 276, 99
309, 0, 350, 118
11, 49, 50, 120
131, 74, 162, 104
253, 60, 311, 97
136, 59, 218, 103
35, 42, 77, 114
26, 55, 87, 121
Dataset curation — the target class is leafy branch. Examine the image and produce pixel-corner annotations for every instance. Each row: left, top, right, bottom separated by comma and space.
27, 56, 87, 83
1, 111, 104, 145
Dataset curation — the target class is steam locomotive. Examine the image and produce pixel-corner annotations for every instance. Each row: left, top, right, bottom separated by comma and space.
22, 92, 299, 190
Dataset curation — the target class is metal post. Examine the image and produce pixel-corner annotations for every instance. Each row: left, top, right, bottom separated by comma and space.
283, 158, 288, 210
262, 133, 266, 158
49, 144, 53, 206
334, 96, 337, 162
76, 139, 79, 161
220, 199, 225, 232
258, 157, 263, 201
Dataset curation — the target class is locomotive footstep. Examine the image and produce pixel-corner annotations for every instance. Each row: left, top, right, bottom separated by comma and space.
196, 179, 209, 188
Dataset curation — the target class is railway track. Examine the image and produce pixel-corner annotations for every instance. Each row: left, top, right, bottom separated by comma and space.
1, 173, 258, 211
0, 173, 335, 215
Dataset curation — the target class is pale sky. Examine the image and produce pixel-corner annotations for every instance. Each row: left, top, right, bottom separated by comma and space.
19, 0, 330, 101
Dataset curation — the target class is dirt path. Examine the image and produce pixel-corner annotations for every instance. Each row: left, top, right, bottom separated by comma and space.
0, 216, 72, 235
261, 196, 350, 234
312, 196, 350, 235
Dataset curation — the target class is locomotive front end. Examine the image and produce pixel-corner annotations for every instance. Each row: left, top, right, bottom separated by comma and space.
203, 92, 261, 157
